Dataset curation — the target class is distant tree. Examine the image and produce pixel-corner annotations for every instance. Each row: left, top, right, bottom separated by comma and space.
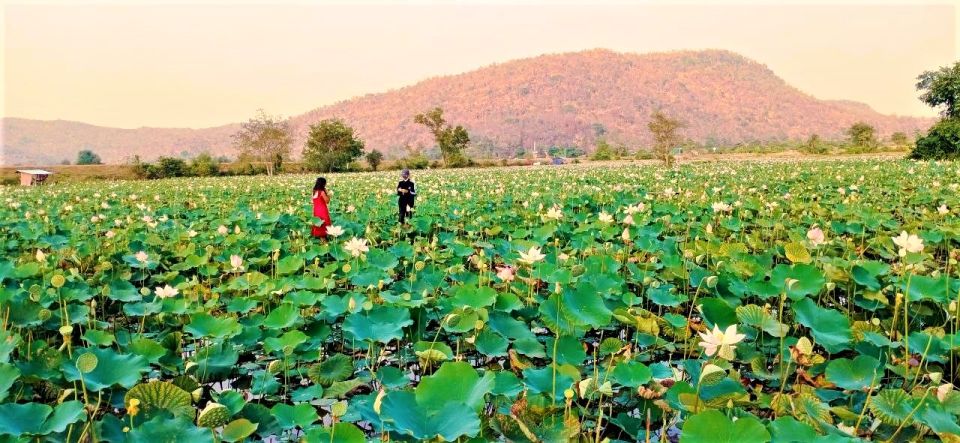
890, 132, 911, 149
648, 111, 684, 167
414, 107, 470, 166
190, 153, 220, 177
846, 122, 878, 149
365, 149, 384, 171
613, 143, 630, 158
155, 157, 188, 178
917, 62, 960, 118
591, 123, 607, 139
76, 150, 103, 165
60, 159, 71, 165
232, 109, 292, 176
302, 119, 365, 173
801, 134, 829, 155
592, 139, 614, 161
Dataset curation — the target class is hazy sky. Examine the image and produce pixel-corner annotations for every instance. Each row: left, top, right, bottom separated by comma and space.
3, 0, 957, 128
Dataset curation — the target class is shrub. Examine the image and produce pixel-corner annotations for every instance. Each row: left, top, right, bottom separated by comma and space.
190, 153, 220, 177
910, 118, 960, 160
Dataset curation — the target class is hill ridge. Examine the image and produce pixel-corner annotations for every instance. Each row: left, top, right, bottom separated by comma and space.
1, 48, 933, 165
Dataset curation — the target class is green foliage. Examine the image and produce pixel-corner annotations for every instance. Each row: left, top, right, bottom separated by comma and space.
846, 122, 878, 150
917, 61, 960, 118
189, 153, 221, 177
76, 149, 103, 165
890, 131, 911, 149
910, 117, 960, 160
303, 119, 365, 173
364, 149, 384, 171
3, 160, 960, 441
414, 107, 471, 166
801, 134, 829, 154
591, 139, 615, 161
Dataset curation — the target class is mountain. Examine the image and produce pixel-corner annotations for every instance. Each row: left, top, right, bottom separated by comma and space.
2, 49, 934, 165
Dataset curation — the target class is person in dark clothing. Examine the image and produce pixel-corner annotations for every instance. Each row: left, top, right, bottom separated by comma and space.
397, 169, 416, 224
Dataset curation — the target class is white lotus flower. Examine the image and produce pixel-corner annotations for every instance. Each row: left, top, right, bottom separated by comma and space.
621, 227, 631, 243
938, 204, 949, 215
518, 246, 546, 264
544, 206, 563, 221
105, 230, 116, 239
155, 284, 178, 298
134, 251, 149, 263
892, 231, 924, 256
217, 225, 228, 235
597, 211, 614, 224
188, 230, 198, 238
35, 250, 46, 262
711, 202, 732, 213
326, 225, 345, 237
937, 383, 954, 403
230, 255, 243, 271
343, 237, 369, 257
807, 227, 826, 247
623, 214, 635, 226
698, 324, 746, 361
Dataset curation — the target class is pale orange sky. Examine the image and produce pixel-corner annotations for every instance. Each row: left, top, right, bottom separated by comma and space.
2, 1, 957, 129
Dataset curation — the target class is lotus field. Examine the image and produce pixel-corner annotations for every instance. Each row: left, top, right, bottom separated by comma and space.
3, 159, 960, 443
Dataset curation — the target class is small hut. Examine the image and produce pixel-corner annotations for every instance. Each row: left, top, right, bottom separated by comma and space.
16, 169, 53, 186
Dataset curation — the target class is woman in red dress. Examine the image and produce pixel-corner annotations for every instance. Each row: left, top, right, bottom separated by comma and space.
311, 177, 332, 239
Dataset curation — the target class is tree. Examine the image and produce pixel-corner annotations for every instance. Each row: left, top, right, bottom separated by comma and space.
917, 62, 960, 119
365, 150, 384, 171
76, 150, 102, 165
801, 134, 829, 155
231, 109, 292, 176
648, 111, 683, 167
890, 132, 910, 149
190, 153, 220, 177
302, 119, 365, 173
910, 118, 960, 160
591, 139, 614, 161
414, 107, 470, 166
846, 122, 878, 149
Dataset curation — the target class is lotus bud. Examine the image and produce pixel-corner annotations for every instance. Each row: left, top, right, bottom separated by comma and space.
373, 389, 386, 415
347, 297, 357, 311
704, 275, 718, 288
784, 278, 799, 291
930, 372, 943, 384
474, 320, 485, 330
564, 389, 575, 400
825, 281, 836, 292
554, 282, 562, 294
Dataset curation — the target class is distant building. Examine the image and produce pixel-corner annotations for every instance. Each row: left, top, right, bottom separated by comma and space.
16, 169, 53, 186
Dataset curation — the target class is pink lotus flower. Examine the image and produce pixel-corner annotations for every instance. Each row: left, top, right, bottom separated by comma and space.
807, 227, 826, 247
496, 266, 515, 282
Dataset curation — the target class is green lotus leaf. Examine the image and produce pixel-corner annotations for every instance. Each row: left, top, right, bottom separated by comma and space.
449, 285, 497, 308
342, 306, 412, 344
870, 389, 914, 426
561, 283, 612, 328
380, 391, 481, 441
62, 347, 149, 391
275, 255, 303, 275
772, 264, 825, 300
680, 410, 770, 443
0, 402, 51, 436
793, 298, 851, 354
611, 360, 653, 388
825, 355, 880, 390
127, 415, 213, 443
522, 365, 575, 401
307, 353, 354, 386
125, 381, 195, 419
270, 403, 319, 429
416, 361, 494, 410
768, 416, 818, 443
220, 418, 258, 442
184, 313, 242, 338
263, 303, 300, 329
0, 363, 20, 401
39, 400, 87, 434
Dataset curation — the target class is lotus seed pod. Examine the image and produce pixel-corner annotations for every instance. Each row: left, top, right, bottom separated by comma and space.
564, 389, 575, 400
139, 287, 150, 296
59, 325, 74, 337
342, 263, 352, 273
825, 282, 836, 291
474, 320, 485, 330
37, 309, 52, 322
267, 360, 283, 374
50, 274, 66, 288
76, 352, 99, 373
